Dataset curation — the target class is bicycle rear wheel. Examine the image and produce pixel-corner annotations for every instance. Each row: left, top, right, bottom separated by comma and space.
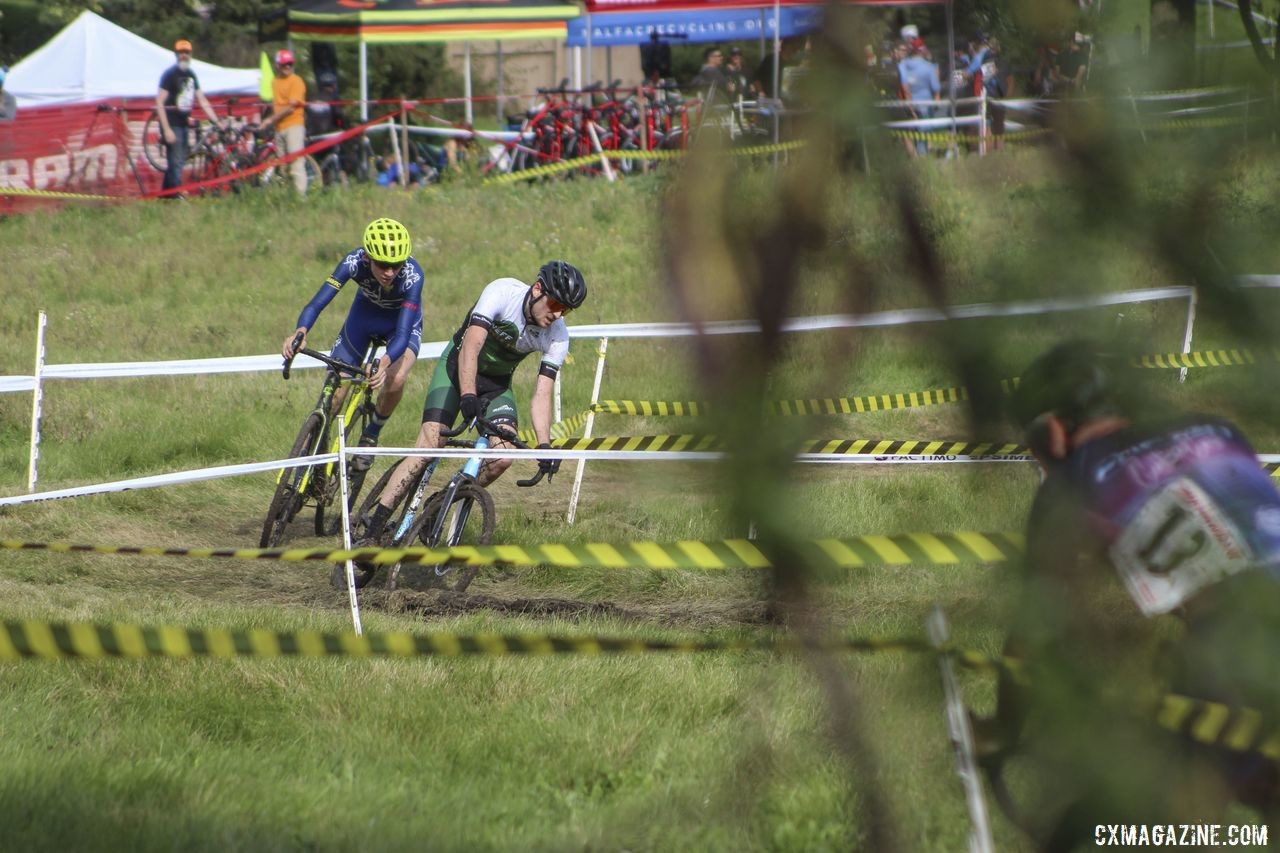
261, 412, 324, 548
416, 482, 494, 593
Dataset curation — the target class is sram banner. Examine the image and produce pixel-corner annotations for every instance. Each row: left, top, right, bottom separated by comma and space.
0, 102, 141, 207
0, 95, 249, 211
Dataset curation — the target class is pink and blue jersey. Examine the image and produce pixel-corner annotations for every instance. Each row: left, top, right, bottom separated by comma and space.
1034, 417, 1280, 615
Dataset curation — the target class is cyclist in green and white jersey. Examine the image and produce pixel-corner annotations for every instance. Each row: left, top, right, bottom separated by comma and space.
362, 260, 587, 540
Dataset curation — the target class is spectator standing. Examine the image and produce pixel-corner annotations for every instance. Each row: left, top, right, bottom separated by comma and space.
978, 37, 1013, 150
897, 37, 940, 157
0, 67, 16, 121
1030, 44, 1057, 97
1055, 32, 1091, 95
155, 39, 221, 196
691, 46, 729, 98
725, 47, 750, 99
0, 68, 16, 121
260, 49, 308, 195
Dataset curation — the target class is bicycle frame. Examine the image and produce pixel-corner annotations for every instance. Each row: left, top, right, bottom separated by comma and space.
276, 342, 379, 496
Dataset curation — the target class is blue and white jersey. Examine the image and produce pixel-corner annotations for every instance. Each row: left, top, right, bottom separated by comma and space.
296, 248, 425, 362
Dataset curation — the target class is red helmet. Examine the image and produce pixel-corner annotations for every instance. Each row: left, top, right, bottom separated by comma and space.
275, 49, 295, 66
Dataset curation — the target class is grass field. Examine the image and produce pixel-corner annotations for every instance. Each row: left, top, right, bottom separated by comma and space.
2, 140, 1280, 850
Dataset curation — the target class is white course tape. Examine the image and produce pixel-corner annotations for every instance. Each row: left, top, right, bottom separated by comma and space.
5, 446, 1277, 508
0, 285, 1212, 393
0, 453, 337, 507
0, 448, 1032, 508
569, 286, 1194, 340
1236, 275, 1280, 289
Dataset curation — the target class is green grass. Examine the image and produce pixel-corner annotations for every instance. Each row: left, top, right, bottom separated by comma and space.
2, 143, 1280, 849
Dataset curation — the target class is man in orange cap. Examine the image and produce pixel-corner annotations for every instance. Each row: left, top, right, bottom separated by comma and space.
155, 39, 221, 196
258, 48, 308, 195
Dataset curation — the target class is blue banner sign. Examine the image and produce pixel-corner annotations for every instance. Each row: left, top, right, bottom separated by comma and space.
566, 5, 823, 46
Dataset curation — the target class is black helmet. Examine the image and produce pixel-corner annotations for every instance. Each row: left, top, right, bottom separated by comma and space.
1009, 340, 1116, 433
538, 260, 587, 310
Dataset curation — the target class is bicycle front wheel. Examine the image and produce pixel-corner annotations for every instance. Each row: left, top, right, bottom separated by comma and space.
418, 482, 494, 592
261, 412, 324, 548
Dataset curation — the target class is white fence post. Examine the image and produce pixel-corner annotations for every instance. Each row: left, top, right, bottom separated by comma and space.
28, 311, 48, 493
337, 416, 363, 636
567, 337, 608, 525
978, 87, 988, 157
1179, 286, 1198, 384
927, 606, 995, 853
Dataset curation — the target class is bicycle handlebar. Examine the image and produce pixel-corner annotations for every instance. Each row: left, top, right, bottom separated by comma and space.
282, 341, 368, 381
441, 417, 552, 487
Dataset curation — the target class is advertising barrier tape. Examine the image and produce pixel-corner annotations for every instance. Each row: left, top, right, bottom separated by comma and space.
0, 532, 1026, 569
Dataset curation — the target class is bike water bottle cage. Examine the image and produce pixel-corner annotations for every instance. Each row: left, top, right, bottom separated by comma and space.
363, 218, 412, 265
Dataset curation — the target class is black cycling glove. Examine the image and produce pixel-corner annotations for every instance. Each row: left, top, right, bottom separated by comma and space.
459, 393, 483, 423
537, 443, 561, 478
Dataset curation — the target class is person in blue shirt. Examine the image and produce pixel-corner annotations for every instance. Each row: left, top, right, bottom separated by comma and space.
281, 218, 424, 469
897, 38, 940, 156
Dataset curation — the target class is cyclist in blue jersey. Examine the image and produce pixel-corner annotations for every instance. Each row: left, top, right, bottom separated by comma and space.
359, 260, 586, 542
281, 218, 424, 469
975, 341, 1280, 847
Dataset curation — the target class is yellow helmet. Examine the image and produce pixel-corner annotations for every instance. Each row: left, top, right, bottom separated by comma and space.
363, 218, 412, 265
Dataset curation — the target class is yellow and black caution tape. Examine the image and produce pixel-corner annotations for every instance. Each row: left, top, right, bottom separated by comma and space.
1137, 116, 1248, 132
888, 128, 1053, 145
550, 435, 1030, 457
6, 620, 1277, 762
515, 409, 593, 445
590, 348, 1276, 421
1131, 348, 1279, 368
592, 384, 984, 418
0, 531, 1026, 570
0, 187, 127, 202
483, 140, 808, 186
1156, 693, 1280, 758
0, 617, 940, 662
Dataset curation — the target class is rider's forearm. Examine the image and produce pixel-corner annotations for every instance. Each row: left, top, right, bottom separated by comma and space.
530, 375, 554, 445
457, 326, 486, 396
199, 93, 219, 124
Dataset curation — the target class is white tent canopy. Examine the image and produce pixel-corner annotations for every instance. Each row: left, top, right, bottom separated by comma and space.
6, 10, 260, 108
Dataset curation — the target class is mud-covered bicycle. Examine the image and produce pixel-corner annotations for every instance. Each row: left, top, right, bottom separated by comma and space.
259, 333, 384, 548
341, 416, 551, 591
